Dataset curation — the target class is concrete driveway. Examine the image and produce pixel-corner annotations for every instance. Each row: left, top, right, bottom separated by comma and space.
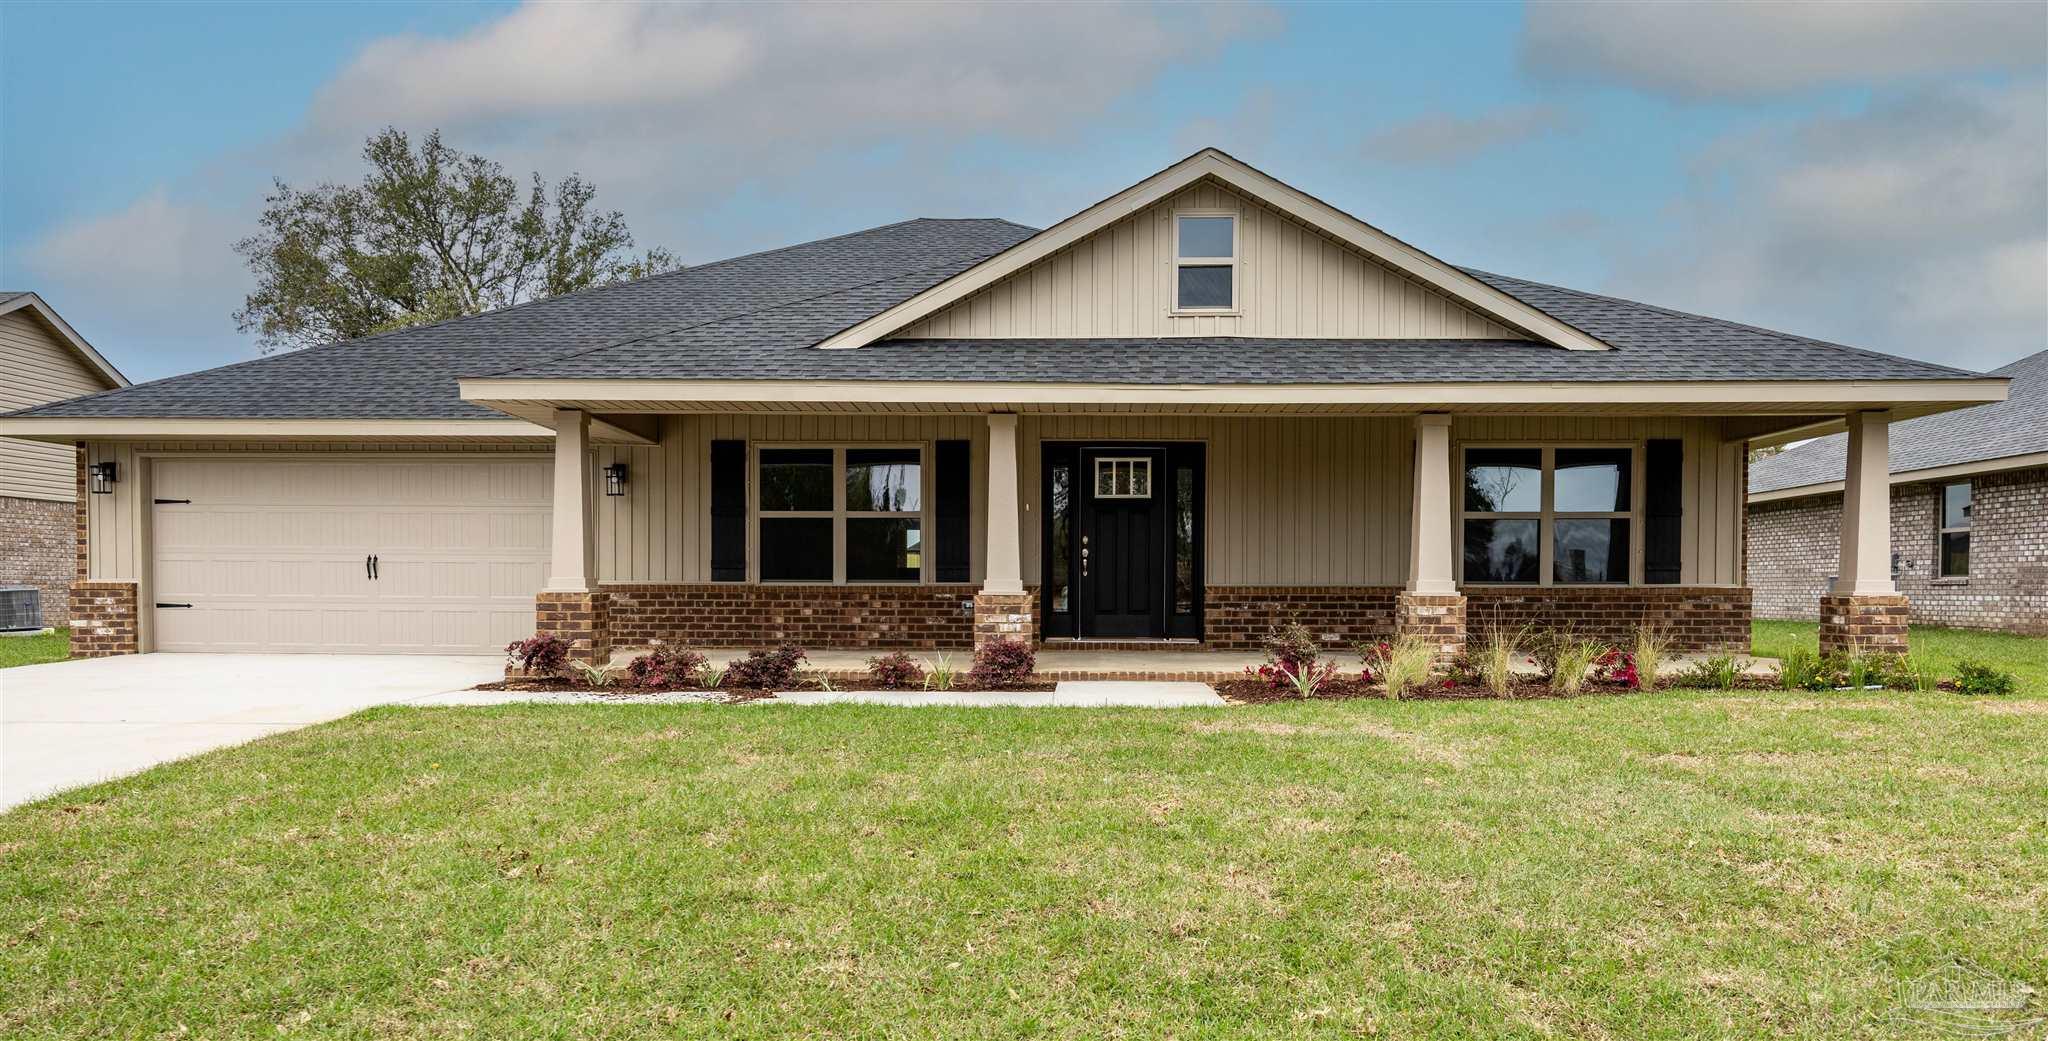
0, 654, 503, 811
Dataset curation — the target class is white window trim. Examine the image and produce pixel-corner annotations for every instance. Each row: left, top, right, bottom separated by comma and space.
751, 442, 930, 584
1936, 479, 1972, 580
1171, 210, 1238, 315
1454, 442, 1645, 586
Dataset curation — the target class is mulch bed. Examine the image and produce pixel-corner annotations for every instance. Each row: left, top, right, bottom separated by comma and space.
1214, 675, 1781, 704
474, 677, 1056, 699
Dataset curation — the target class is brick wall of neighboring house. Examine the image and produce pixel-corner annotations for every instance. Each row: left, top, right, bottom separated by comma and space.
0, 494, 74, 625
605, 583, 982, 649
1748, 466, 2048, 634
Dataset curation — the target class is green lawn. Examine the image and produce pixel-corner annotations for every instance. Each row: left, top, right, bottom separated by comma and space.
0, 627, 67, 669
1752, 620, 2047, 691
5, 694, 2045, 1039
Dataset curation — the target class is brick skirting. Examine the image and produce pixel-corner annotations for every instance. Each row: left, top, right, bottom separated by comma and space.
1, 495, 74, 625
1204, 587, 1401, 651
1396, 593, 1468, 661
1818, 593, 1910, 656
973, 592, 1037, 649
69, 581, 138, 657
537, 590, 612, 665
1464, 586, 1752, 652
606, 583, 980, 650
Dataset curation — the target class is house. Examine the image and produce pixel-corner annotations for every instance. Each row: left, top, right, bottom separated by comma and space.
0, 150, 2010, 663
0, 292, 129, 627
1748, 349, 2046, 635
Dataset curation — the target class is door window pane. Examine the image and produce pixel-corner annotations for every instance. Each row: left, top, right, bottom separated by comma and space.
1553, 518, 1630, 583
1049, 464, 1072, 614
760, 517, 832, 580
846, 518, 921, 582
1173, 466, 1195, 614
1943, 482, 1972, 529
759, 449, 832, 511
1463, 519, 1539, 583
1554, 448, 1632, 512
1941, 531, 1970, 578
1176, 265, 1233, 309
845, 448, 920, 512
1464, 449, 1542, 512
1177, 216, 1234, 258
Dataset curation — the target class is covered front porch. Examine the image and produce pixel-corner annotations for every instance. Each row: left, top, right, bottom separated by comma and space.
487, 382, 1932, 667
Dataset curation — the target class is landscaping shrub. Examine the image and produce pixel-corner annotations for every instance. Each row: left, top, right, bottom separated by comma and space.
570, 661, 620, 689
1593, 648, 1639, 690
1631, 626, 1671, 690
726, 645, 808, 689
1364, 635, 1435, 701
1777, 649, 1829, 692
970, 637, 1036, 688
1250, 623, 1336, 696
867, 651, 925, 690
924, 653, 960, 691
1264, 622, 1321, 674
1677, 654, 1746, 691
1954, 660, 2018, 696
624, 647, 709, 689
1472, 626, 1525, 697
505, 633, 570, 677
1549, 638, 1602, 695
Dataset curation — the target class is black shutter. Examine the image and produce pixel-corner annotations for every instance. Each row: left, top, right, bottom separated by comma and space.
934, 439, 971, 582
710, 440, 746, 582
1644, 438, 1683, 584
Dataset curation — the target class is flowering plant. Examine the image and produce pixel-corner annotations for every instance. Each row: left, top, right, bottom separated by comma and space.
1594, 648, 1639, 690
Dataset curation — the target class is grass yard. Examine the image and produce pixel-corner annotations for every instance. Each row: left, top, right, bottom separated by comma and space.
4, 693, 2044, 1038
1752, 620, 2048, 691
0, 627, 67, 669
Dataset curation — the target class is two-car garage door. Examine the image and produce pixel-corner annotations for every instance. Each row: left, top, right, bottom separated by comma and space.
152, 458, 552, 653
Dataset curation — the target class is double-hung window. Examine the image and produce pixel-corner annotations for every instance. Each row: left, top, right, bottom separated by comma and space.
1938, 481, 1971, 578
757, 446, 924, 582
1461, 446, 1636, 585
1174, 214, 1236, 312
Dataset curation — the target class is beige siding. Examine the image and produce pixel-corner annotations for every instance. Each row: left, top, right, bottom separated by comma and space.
1, 311, 113, 501
591, 413, 1743, 590
897, 180, 1527, 341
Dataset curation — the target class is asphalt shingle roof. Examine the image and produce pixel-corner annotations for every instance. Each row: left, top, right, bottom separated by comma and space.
1749, 350, 2048, 494
7, 218, 1990, 421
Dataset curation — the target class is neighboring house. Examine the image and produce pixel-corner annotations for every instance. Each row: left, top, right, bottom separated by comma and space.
1748, 350, 2047, 635
0, 151, 2009, 662
0, 292, 129, 627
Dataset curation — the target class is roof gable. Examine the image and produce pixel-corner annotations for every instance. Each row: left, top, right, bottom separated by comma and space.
818, 148, 1609, 351
894, 178, 1527, 341
0, 292, 128, 390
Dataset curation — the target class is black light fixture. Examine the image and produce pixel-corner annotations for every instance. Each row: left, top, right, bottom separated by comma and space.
603, 462, 628, 497
88, 461, 117, 495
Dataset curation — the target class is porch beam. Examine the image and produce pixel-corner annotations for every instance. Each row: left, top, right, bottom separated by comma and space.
1406, 413, 1458, 595
1833, 409, 1896, 596
545, 408, 596, 593
983, 413, 1025, 595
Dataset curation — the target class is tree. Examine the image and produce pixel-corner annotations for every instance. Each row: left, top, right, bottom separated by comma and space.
234, 128, 678, 352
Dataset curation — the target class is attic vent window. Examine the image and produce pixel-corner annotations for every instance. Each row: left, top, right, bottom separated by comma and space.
1175, 214, 1236, 312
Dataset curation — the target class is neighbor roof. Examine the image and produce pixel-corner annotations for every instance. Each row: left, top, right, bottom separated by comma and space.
0, 291, 130, 390
1750, 349, 2048, 496
5, 213, 1989, 423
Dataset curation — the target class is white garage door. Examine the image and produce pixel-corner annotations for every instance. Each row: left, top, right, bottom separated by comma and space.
152, 457, 552, 653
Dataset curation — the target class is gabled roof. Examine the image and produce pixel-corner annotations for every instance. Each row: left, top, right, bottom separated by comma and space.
1750, 349, 2048, 499
0, 291, 129, 389
814, 148, 1612, 352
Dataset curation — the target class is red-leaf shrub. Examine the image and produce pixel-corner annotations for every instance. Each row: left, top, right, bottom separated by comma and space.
969, 637, 1036, 688
626, 646, 709, 689
867, 651, 925, 690
506, 633, 570, 677
1594, 648, 1640, 690
726, 644, 807, 689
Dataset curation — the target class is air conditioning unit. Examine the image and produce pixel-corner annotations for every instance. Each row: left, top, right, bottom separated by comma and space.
0, 586, 43, 633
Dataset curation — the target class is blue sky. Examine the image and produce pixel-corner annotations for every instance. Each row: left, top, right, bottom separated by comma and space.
3, 1, 2042, 382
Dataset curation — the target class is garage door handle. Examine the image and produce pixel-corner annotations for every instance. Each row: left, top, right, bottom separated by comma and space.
366, 555, 373, 580
154, 498, 191, 505
371, 555, 379, 580
156, 603, 192, 609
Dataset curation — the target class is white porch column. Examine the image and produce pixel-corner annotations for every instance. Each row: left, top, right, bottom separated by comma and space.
1406, 413, 1458, 595
1834, 409, 1896, 596
983, 412, 1024, 595
546, 408, 596, 593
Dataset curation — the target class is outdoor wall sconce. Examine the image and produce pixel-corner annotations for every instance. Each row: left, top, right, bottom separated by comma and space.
88, 461, 118, 494
603, 462, 628, 497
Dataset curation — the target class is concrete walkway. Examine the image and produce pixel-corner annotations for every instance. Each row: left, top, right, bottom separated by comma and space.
0, 653, 502, 810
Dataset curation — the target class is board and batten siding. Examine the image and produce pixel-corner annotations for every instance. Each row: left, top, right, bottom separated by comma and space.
1, 310, 115, 501
586, 414, 1742, 588
894, 180, 1528, 341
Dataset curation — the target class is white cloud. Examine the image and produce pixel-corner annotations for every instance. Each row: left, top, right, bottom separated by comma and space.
1606, 81, 2047, 371
1361, 105, 1571, 165
1522, 0, 2046, 99
22, 189, 246, 330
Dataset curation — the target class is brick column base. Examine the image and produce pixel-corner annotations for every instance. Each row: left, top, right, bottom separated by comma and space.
69, 581, 139, 658
1395, 592, 1466, 663
536, 591, 612, 665
972, 592, 1036, 649
1818, 593, 1909, 657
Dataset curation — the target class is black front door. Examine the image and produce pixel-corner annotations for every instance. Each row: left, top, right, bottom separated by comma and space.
1077, 447, 1167, 638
